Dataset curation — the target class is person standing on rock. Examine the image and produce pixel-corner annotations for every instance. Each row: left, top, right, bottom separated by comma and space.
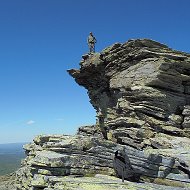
113, 149, 139, 182
87, 32, 97, 53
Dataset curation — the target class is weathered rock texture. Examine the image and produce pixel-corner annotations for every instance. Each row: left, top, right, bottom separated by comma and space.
16, 39, 190, 189
69, 39, 190, 144
0, 173, 17, 190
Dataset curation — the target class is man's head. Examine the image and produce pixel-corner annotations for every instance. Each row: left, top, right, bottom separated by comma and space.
115, 150, 123, 157
90, 32, 93, 35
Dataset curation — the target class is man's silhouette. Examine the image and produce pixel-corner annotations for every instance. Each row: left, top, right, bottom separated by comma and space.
113, 150, 139, 182
87, 32, 97, 53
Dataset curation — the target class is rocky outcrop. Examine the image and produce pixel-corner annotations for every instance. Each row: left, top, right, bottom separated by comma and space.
16, 39, 190, 189
15, 129, 190, 189
68, 39, 190, 145
0, 173, 16, 190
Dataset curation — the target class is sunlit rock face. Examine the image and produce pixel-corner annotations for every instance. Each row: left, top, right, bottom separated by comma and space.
68, 39, 190, 149
16, 39, 190, 189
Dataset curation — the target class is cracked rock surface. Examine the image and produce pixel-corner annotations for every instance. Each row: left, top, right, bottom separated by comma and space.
15, 39, 190, 189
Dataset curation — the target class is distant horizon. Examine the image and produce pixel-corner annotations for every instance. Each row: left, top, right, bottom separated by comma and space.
0, 141, 26, 176
0, 142, 29, 145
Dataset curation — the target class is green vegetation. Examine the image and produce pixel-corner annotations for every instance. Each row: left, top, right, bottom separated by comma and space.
153, 178, 185, 188
0, 143, 26, 176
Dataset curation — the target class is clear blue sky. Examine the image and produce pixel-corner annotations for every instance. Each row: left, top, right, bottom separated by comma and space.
0, 0, 190, 143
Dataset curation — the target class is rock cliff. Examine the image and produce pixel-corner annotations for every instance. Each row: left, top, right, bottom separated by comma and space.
16, 39, 190, 189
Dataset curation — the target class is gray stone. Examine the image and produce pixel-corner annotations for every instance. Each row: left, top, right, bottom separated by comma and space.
183, 106, 190, 116
15, 39, 190, 189
182, 116, 190, 128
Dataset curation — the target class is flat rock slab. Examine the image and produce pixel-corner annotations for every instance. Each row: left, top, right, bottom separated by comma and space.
43, 174, 189, 190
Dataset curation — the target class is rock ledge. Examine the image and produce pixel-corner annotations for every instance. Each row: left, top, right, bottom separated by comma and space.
16, 39, 190, 189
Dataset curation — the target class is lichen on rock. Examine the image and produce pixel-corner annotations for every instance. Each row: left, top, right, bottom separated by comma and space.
16, 39, 190, 189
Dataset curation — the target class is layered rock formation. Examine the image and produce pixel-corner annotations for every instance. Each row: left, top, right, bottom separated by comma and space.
69, 39, 190, 144
16, 39, 190, 189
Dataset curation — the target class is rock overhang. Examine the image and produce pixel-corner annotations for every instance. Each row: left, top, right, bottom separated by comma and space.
15, 39, 190, 189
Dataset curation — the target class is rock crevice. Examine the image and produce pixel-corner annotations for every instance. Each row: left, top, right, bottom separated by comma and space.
16, 39, 190, 189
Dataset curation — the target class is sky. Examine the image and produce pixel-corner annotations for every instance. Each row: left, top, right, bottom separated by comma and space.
0, 0, 190, 143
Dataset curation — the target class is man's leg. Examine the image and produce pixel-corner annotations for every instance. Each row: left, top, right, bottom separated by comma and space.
92, 43, 95, 53
122, 168, 124, 182
89, 44, 93, 53
88, 44, 91, 53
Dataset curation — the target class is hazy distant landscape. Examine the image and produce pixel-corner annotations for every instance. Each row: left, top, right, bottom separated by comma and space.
0, 143, 26, 176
